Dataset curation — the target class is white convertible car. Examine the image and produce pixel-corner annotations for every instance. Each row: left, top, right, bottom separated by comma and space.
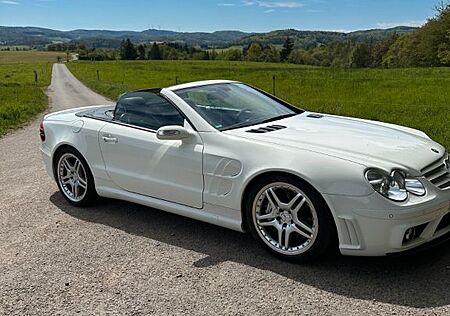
40, 80, 450, 261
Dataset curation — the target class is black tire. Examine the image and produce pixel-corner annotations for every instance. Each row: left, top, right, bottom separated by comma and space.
245, 174, 337, 262
54, 147, 98, 207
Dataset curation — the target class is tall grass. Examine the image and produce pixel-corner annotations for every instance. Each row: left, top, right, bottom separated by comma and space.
67, 60, 450, 149
0, 63, 52, 135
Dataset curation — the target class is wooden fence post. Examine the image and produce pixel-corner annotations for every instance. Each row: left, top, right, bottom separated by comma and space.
272, 75, 276, 96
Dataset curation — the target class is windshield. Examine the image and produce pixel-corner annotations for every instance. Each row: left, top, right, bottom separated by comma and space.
174, 83, 300, 131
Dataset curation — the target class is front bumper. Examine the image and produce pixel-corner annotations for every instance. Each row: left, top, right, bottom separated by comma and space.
323, 184, 450, 256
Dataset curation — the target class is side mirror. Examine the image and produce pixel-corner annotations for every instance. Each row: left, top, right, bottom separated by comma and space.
156, 125, 191, 140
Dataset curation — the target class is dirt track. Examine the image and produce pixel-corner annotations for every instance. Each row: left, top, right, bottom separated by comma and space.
0, 63, 449, 315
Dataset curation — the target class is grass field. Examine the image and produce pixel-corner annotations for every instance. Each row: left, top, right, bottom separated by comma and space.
67, 60, 450, 149
0, 63, 52, 135
0, 51, 67, 63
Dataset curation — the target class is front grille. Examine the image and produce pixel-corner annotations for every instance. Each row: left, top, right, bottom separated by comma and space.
421, 152, 450, 190
436, 212, 450, 232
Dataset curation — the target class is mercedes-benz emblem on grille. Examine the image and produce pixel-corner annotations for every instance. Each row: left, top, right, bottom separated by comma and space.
431, 148, 439, 154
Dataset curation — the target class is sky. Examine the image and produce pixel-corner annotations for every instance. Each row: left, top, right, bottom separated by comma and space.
0, 0, 438, 33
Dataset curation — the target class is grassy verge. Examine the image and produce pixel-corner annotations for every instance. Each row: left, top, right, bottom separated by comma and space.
0, 63, 52, 136
67, 60, 449, 149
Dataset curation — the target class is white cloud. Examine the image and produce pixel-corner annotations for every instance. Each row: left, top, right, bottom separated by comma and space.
258, 2, 303, 8
217, 3, 236, 6
1, 0, 19, 5
241, 1, 303, 8
376, 20, 425, 29
264, 9, 275, 13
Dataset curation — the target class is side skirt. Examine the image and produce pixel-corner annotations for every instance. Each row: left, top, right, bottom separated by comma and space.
96, 185, 244, 233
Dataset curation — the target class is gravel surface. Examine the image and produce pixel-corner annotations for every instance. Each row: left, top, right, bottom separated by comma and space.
0, 63, 449, 315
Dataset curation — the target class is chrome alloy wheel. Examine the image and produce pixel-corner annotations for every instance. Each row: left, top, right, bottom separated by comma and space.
57, 153, 88, 202
252, 182, 319, 255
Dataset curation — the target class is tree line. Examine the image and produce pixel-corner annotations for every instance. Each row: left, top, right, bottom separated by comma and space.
51, 1, 450, 68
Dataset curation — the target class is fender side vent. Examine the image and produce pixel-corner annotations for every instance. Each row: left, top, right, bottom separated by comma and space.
246, 125, 287, 133
307, 113, 324, 119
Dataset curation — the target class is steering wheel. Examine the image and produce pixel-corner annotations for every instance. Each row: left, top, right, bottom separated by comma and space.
235, 108, 253, 124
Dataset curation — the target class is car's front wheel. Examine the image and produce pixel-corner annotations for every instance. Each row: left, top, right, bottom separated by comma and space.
55, 147, 97, 207
245, 175, 336, 262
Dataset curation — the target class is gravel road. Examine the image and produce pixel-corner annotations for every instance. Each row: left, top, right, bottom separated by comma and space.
0, 63, 449, 315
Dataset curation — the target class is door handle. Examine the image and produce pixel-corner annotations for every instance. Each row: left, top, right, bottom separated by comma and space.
102, 135, 118, 143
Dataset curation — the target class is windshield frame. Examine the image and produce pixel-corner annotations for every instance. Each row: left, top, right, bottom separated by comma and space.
173, 82, 304, 131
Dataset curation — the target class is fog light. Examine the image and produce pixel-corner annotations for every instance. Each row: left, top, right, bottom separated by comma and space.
403, 227, 416, 243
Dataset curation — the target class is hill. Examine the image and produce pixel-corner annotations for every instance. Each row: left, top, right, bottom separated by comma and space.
0, 26, 250, 48
0, 26, 418, 49
236, 26, 417, 48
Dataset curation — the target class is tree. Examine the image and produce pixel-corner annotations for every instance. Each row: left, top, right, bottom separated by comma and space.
119, 39, 138, 60
218, 48, 242, 61
137, 44, 146, 60
263, 46, 280, 62
247, 43, 263, 62
437, 31, 450, 65
148, 42, 162, 60
371, 34, 398, 67
209, 49, 218, 60
288, 49, 312, 65
350, 43, 371, 68
382, 1, 450, 67
280, 37, 294, 61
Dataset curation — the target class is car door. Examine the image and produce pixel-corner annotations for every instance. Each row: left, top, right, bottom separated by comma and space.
98, 91, 204, 208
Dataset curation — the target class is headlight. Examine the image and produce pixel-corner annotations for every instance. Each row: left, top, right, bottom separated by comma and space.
404, 178, 426, 196
365, 169, 425, 202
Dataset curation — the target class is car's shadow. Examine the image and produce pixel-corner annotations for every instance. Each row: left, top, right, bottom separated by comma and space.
50, 192, 450, 309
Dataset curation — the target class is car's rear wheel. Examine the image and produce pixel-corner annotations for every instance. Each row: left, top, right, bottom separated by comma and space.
55, 147, 97, 207
245, 175, 336, 262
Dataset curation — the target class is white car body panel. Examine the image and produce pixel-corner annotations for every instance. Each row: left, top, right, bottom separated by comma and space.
40, 80, 450, 256
98, 121, 204, 208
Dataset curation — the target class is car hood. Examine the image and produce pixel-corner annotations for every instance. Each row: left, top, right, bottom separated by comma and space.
225, 112, 445, 174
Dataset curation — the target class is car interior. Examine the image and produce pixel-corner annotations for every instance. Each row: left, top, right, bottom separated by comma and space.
114, 92, 185, 130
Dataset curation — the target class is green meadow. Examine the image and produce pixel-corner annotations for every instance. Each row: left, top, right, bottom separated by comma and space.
0, 63, 52, 135
0, 51, 66, 64
68, 60, 449, 149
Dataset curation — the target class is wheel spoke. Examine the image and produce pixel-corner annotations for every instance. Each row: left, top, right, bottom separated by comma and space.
265, 188, 282, 209
277, 223, 284, 247
63, 159, 72, 172
258, 219, 278, 227
293, 216, 313, 234
292, 223, 313, 239
284, 225, 293, 248
287, 193, 302, 209
78, 178, 87, 189
256, 204, 278, 221
256, 213, 277, 221
291, 196, 306, 214
74, 160, 80, 173
74, 182, 80, 198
